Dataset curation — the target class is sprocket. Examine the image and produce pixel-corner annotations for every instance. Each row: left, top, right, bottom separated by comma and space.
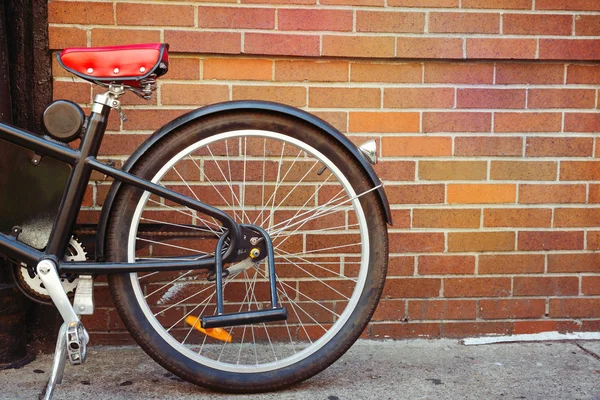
13, 237, 86, 304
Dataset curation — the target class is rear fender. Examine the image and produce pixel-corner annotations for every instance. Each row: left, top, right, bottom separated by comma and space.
94, 101, 392, 261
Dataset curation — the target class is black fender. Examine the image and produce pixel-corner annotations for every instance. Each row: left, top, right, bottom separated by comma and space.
94, 100, 392, 261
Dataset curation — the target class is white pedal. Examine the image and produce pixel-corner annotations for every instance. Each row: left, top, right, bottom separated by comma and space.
66, 321, 87, 365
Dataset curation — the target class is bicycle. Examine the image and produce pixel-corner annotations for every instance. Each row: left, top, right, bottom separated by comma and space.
0, 43, 391, 399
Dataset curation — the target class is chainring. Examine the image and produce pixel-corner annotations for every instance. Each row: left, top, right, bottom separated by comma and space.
13, 237, 86, 304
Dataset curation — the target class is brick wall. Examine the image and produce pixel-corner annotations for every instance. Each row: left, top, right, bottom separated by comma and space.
48, 0, 600, 341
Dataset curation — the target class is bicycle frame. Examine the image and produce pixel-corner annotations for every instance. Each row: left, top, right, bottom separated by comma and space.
0, 90, 242, 274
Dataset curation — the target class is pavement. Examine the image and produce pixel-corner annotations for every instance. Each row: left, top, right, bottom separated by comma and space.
0, 339, 599, 400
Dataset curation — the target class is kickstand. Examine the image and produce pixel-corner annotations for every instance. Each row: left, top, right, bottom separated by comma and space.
39, 322, 68, 400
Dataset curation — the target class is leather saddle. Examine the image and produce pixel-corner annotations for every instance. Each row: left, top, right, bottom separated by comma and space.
57, 43, 169, 89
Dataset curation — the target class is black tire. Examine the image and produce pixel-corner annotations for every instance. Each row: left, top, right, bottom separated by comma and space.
106, 110, 388, 392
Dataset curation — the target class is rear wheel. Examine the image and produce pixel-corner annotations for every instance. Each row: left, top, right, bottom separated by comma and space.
107, 111, 388, 392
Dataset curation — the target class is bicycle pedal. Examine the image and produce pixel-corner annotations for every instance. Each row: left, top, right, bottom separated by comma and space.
66, 321, 88, 365
201, 307, 287, 329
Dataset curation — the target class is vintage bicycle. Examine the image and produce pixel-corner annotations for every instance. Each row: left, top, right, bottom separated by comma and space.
0, 43, 391, 399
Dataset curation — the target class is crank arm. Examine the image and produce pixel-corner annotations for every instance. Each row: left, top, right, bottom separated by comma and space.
36, 260, 79, 325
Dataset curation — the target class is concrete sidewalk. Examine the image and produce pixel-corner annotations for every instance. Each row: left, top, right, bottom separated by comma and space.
1, 340, 599, 400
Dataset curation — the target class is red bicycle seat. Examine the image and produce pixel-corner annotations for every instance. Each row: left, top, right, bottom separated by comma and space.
57, 43, 169, 86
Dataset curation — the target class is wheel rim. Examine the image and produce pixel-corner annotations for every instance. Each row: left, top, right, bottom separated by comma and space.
126, 129, 371, 373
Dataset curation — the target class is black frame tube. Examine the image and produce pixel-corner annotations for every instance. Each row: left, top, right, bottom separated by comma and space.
0, 101, 242, 274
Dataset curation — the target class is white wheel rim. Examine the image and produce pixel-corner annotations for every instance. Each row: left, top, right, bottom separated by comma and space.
127, 130, 370, 373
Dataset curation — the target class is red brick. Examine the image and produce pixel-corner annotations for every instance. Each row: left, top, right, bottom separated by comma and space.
479, 254, 545, 274
560, 161, 600, 181
161, 84, 229, 106
424, 63, 493, 84
382, 137, 452, 156
166, 31, 241, 54
388, 232, 445, 252
413, 209, 480, 229
357, 11, 424, 33
372, 300, 406, 321
548, 253, 600, 273
484, 208, 552, 228
480, 299, 546, 320
121, 109, 187, 131
536, 0, 600, 11
504, 14, 572, 35
48, 26, 87, 49
323, 36, 395, 58
467, 39, 536, 59
550, 298, 600, 318
443, 322, 512, 338
233, 85, 305, 107
117, 3, 194, 26
245, 33, 318, 56
526, 137, 593, 157
166, 58, 200, 80
518, 231, 584, 251
385, 184, 445, 204
351, 62, 422, 83
374, 161, 415, 181
53, 81, 91, 104
494, 113, 561, 133
197, 7, 274, 29
554, 208, 600, 227
539, 39, 600, 60
590, 185, 600, 203
383, 278, 441, 298
98, 133, 149, 156
321, 0, 383, 5
490, 161, 557, 181
49, 1, 113, 25
385, 88, 454, 109
423, 112, 491, 133
457, 89, 525, 109
567, 65, 600, 84
513, 321, 562, 335
310, 88, 380, 109
575, 15, 600, 36
370, 322, 441, 339
528, 89, 596, 109
397, 38, 463, 59
388, 256, 415, 276
496, 63, 565, 85
514, 277, 579, 296
582, 276, 600, 295
275, 60, 347, 82
448, 232, 515, 252
314, 111, 348, 132
455, 137, 522, 157
519, 184, 586, 204
418, 255, 475, 275
418, 161, 487, 180
463, 0, 531, 8
91, 28, 161, 47
408, 300, 476, 320
447, 184, 516, 204
588, 231, 600, 249
429, 12, 500, 34
204, 58, 272, 81
279, 9, 352, 31
444, 278, 512, 298
350, 112, 420, 133
564, 113, 600, 132
389, 0, 458, 6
